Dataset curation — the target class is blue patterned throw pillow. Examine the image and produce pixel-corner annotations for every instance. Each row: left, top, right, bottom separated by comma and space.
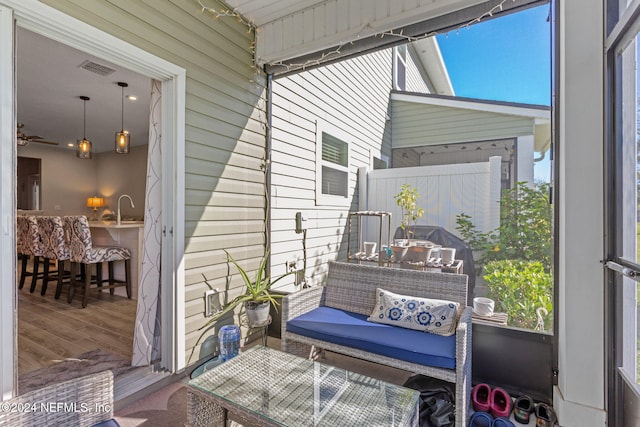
368, 288, 460, 336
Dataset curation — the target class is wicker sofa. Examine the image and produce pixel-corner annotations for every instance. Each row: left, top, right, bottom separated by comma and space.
0, 370, 118, 427
281, 261, 472, 426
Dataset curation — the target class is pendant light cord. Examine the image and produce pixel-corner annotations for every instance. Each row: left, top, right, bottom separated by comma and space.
83, 98, 86, 139
121, 84, 124, 131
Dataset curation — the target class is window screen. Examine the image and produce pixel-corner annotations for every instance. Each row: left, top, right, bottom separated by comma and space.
321, 131, 349, 198
322, 132, 348, 167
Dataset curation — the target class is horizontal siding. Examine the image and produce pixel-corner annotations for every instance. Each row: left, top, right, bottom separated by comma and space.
43, 0, 267, 365
405, 45, 431, 93
392, 100, 536, 147
270, 48, 393, 289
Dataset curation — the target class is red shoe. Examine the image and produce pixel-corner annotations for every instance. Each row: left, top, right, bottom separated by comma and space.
472, 383, 492, 412
490, 387, 512, 418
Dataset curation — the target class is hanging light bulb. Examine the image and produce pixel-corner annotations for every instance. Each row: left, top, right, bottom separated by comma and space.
76, 96, 92, 159
115, 82, 130, 154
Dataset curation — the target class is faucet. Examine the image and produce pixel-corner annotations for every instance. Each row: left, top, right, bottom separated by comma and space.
117, 194, 135, 225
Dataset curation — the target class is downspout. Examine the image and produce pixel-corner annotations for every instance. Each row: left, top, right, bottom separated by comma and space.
265, 73, 273, 273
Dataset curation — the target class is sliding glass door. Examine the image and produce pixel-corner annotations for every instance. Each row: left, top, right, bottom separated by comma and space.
605, 1, 640, 424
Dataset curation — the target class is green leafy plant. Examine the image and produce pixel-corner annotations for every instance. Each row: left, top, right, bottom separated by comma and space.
456, 182, 552, 274
394, 184, 425, 239
455, 213, 495, 255
484, 260, 553, 331
203, 250, 292, 327
456, 182, 553, 331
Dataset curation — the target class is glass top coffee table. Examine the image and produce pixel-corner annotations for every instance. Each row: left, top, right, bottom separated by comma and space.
187, 346, 419, 426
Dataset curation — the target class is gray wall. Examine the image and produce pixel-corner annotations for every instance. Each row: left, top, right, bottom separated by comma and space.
16, 144, 147, 217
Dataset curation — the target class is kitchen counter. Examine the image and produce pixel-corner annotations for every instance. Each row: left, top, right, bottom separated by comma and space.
88, 220, 144, 229
89, 221, 144, 299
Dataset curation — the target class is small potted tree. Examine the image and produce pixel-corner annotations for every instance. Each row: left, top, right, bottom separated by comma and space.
393, 184, 430, 263
207, 250, 293, 327
394, 183, 425, 240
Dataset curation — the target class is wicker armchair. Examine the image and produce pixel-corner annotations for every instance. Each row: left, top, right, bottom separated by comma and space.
0, 370, 117, 427
281, 261, 472, 426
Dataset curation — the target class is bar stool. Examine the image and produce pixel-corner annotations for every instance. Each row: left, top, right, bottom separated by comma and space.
36, 216, 56, 296
36, 216, 71, 297
16, 216, 32, 289
23, 216, 46, 293
64, 215, 131, 308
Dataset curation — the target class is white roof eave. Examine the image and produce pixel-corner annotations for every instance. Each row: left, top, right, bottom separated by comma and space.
411, 37, 455, 96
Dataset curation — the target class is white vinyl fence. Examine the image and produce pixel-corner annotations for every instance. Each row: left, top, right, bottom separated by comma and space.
359, 156, 502, 245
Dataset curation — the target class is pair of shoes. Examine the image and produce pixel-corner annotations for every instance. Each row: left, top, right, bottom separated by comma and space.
472, 384, 512, 418
535, 402, 557, 427
513, 395, 535, 423
468, 412, 515, 427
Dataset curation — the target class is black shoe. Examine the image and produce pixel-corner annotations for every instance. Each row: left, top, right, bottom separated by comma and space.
513, 395, 534, 423
535, 402, 557, 427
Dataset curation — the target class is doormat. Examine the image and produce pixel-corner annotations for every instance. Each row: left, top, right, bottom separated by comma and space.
18, 349, 136, 394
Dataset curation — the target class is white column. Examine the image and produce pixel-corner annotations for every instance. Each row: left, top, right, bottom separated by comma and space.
516, 135, 534, 186
0, 5, 16, 399
555, 0, 606, 425
488, 156, 502, 232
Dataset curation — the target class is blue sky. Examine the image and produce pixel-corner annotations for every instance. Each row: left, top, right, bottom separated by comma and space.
436, 4, 552, 181
436, 5, 552, 106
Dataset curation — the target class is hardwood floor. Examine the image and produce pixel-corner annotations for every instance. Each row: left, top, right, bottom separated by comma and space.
18, 282, 136, 376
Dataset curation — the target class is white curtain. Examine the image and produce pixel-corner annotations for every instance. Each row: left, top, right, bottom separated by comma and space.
132, 79, 162, 366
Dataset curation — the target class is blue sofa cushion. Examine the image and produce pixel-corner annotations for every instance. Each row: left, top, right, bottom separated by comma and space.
287, 306, 456, 369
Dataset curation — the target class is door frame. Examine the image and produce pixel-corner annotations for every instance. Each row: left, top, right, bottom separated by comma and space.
604, 0, 640, 425
0, 0, 186, 397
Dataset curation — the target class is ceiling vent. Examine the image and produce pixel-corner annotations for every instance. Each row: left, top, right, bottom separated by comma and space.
79, 60, 116, 77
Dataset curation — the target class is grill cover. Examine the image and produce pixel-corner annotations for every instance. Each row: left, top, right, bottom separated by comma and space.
394, 225, 476, 305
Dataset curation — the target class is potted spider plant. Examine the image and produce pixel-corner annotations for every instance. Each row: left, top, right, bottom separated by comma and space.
207, 250, 293, 327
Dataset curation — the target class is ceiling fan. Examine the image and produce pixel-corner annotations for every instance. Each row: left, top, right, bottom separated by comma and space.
16, 123, 59, 146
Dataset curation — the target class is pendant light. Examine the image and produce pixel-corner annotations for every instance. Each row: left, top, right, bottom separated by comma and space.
115, 82, 130, 154
76, 96, 92, 159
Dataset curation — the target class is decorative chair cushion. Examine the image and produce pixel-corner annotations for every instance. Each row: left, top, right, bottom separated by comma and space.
37, 216, 70, 260
65, 215, 130, 263
50, 216, 70, 260
25, 215, 45, 257
287, 306, 456, 369
16, 216, 30, 255
368, 288, 459, 336
87, 246, 131, 263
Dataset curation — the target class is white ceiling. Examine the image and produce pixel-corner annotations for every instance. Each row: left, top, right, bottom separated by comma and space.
225, 0, 489, 66
16, 27, 151, 153
224, 0, 323, 26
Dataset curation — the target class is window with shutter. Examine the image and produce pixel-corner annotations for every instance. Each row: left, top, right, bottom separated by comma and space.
315, 121, 350, 205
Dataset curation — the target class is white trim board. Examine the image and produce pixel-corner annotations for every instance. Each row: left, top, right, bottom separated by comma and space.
0, 5, 16, 399
391, 92, 551, 120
